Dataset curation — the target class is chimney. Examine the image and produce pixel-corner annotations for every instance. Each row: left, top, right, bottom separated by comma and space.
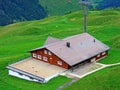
66, 42, 70, 48
93, 39, 95, 43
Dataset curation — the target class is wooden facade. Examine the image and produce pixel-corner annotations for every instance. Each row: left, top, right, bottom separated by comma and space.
31, 48, 69, 69
95, 51, 108, 60
70, 51, 108, 71
31, 48, 108, 69
29, 34, 110, 69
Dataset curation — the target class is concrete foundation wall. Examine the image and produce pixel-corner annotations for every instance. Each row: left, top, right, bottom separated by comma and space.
8, 70, 44, 83
8, 70, 60, 83
45, 73, 59, 82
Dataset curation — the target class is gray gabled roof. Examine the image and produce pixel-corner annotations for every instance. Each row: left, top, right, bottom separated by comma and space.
30, 33, 110, 66
30, 36, 61, 52
44, 36, 61, 45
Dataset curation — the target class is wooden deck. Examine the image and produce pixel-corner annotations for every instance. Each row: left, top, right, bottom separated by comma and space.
11, 58, 66, 78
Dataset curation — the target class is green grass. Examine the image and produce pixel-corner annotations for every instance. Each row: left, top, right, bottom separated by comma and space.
64, 65, 120, 90
39, 0, 103, 16
39, 0, 81, 16
0, 9, 120, 89
0, 74, 71, 90
0, 26, 3, 30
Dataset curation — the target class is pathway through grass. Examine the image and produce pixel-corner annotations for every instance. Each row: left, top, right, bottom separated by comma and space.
58, 62, 120, 90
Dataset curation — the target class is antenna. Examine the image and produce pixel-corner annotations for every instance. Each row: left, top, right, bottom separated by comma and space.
79, 0, 92, 33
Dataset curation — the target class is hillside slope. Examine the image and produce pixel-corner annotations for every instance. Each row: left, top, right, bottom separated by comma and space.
64, 65, 120, 90
0, 0, 47, 26
39, 0, 103, 16
39, 0, 81, 16
39, 0, 120, 16
0, 10, 120, 90
1, 0, 120, 26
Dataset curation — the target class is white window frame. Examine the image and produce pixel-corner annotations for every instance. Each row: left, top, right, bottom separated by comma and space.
38, 55, 42, 59
102, 52, 106, 55
33, 53, 37, 58
97, 54, 100, 57
43, 56, 48, 61
57, 61, 62, 65
44, 50, 47, 54
48, 51, 52, 55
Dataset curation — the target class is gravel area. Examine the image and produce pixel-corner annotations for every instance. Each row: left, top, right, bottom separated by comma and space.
11, 58, 66, 78
66, 62, 103, 78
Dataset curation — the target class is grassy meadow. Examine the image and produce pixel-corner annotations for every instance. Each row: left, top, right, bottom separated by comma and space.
0, 9, 120, 90
64, 65, 120, 90
39, 0, 103, 16
39, 0, 81, 15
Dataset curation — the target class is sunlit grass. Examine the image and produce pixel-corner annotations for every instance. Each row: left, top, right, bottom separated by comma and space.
0, 9, 120, 90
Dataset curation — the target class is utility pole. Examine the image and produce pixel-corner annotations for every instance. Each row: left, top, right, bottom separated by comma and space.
79, 0, 91, 33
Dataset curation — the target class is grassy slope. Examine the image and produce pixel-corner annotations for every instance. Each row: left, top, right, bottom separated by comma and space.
0, 9, 120, 90
64, 65, 120, 90
39, 0, 81, 15
39, 0, 103, 16
0, 26, 3, 30
0, 75, 71, 90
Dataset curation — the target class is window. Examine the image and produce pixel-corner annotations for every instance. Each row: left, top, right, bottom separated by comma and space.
33, 53, 37, 58
97, 54, 100, 57
43, 56, 48, 61
102, 52, 106, 55
48, 51, 52, 55
38, 55, 42, 59
44, 50, 47, 54
57, 61, 62, 65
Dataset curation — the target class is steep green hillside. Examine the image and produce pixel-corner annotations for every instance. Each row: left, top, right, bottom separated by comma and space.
0, 9, 120, 90
64, 65, 120, 90
39, 0, 102, 16
39, 0, 81, 16
0, 0, 46, 26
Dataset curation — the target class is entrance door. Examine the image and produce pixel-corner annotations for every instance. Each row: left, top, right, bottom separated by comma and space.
90, 58, 96, 62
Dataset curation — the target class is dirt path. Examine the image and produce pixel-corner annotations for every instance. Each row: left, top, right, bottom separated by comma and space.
57, 62, 120, 90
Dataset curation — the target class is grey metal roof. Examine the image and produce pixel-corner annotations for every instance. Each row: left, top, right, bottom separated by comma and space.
44, 36, 61, 45
31, 33, 110, 66
29, 36, 61, 52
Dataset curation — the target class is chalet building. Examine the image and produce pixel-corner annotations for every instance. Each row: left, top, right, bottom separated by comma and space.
7, 33, 110, 83
30, 33, 110, 69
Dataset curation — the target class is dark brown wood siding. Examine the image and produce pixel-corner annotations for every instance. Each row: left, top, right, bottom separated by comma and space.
31, 48, 69, 69
96, 51, 108, 60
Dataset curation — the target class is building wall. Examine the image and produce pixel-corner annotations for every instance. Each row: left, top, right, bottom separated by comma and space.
8, 69, 60, 83
31, 49, 108, 69
31, 48, 69, 69
8, 70, 43, 83
95, 51, 108, 60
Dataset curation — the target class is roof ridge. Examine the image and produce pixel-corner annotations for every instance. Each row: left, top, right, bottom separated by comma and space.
44, 36, 61, 45
63, 33, 88, 41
